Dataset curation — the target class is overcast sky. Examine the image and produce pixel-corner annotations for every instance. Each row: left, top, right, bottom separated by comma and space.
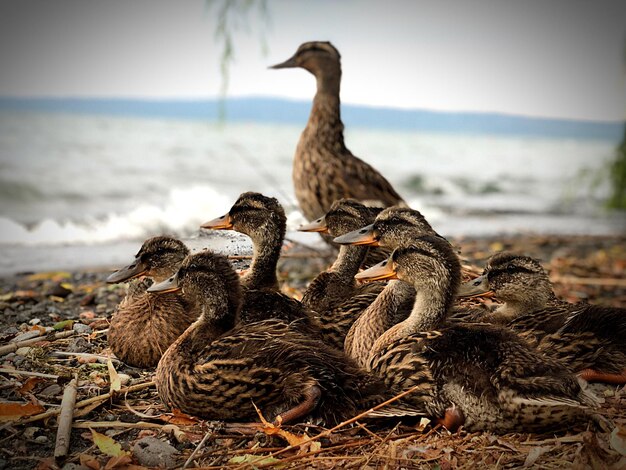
1, 0, 625, 121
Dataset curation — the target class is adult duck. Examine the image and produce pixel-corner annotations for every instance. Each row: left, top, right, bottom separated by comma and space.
270, 41, 404, 222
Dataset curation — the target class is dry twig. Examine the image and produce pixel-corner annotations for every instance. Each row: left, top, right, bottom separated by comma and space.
54, 373, 78, 460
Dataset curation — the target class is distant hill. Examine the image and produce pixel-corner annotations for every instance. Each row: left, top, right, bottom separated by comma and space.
0, 96, 622, 141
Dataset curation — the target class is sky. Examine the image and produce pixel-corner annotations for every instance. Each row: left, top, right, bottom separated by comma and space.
0, 0, 625, 121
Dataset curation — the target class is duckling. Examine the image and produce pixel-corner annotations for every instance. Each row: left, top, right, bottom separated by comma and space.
334, 205, 486, 320
200, 192, 317, 328
270, 41, 404, 223
201, 192, 284, 291
460, 252, 626, 384
298, 199, 389, 348
106, 236, 197, 368
148, 250, 387, 425
351, 237, 599, 433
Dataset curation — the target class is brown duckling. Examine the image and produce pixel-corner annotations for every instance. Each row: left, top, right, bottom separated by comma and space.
351, 237, 599, 433
148, 250, 387, 425
460, 252, 626, 384
298, 199, 388, 348
200, 192, 318, 328
270, 41, 404, 223
106, 236, 197, 368
201, 192, 284, 291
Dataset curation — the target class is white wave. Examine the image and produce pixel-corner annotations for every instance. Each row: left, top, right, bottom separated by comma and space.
0, 186, 232, 246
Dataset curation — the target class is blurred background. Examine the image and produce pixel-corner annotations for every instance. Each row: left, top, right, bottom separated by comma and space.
0, 0, 625, 274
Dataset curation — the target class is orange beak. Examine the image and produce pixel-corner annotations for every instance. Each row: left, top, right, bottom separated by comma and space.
355, 257, 398, 282
333, 224, 380, 246
201, 213, 234, 230
298, 216, 329, 233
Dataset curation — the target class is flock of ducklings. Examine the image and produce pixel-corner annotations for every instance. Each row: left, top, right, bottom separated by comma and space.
106, 193, 625, 434
104, 41, 625, 435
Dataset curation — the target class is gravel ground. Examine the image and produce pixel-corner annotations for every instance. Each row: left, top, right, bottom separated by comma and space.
0, 234, 625, 469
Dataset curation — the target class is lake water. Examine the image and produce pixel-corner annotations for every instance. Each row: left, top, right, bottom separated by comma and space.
0, 110, 624, 274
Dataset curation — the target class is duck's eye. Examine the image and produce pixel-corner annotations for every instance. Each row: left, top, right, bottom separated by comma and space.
506, 265, 516, 274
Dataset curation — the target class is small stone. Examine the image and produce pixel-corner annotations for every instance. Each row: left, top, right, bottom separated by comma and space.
15, 347, 31, 356
80, 294, 96, 306
40, 384, 62, 397
23, 427, 39, 439
34, 435, 48, 444
28, 318, 41, 326
73, 323, 92, 335
0, 301, 11, 310
118, 373, 132, 386
133, 437, 180, 468
105, 414, 116, 421
12, 330, 41, 343
62, 463, 90, 470
66, 336, 93, 353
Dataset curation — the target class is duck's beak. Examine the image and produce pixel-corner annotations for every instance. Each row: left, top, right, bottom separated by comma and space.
334, 224, 380, 246
457, 275, 491, 297
106, 259, 148, 284
355, 257, 398, 282
298, 216, 329, 233
147, 273, 181, 294
201, 213, 233, 230
269, 53, 298, 69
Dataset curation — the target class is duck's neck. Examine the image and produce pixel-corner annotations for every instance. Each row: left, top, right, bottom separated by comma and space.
176, 291, 236, 353
242, 221, 285, 291
330, 244, 368, 279
369, 285, 449, 359
305, 70, 345, 147
345, 280, 415, 368
494, 288, 557, 318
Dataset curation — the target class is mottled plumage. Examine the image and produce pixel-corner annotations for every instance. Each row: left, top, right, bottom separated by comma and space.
271, 41, 404, 222
151, 251, 387, 424
202, 192, 319, 329
348, 238, 598, 433
106, 236, 196, 368
299, 199, 388, 348
461, 252, 626, 383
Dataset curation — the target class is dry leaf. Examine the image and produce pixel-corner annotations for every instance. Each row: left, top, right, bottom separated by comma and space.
228, 455, 282, 466
523, 446, 550, 467
90, 428, 130, 457
611, 426, 626, 456
104, 454, 133, 470
252, 402, 310, 448
53, 319, 75, 331
18, 377, 43, 396
80, 454, 101, 470
107, 358, 121, 392
0, 402, 45, 421
27, 271, 71, 281
161, 409, 200, 425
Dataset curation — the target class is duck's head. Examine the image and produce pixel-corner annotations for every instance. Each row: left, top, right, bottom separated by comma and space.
201, 192, 286, 241
357, 236, 461, 305
106, 236, 189, 284
459, 252, 553, 304
269, 41, 341, 77
334, 206, 438, 249
298, 199, 381, 237
148, 251, 242, 320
